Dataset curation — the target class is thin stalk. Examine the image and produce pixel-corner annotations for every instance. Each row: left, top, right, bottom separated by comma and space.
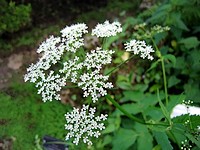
156, 89, 171, 125
161, 57, 169, 105
105, 55, 135, 76
106, 95, 145, 124
151, 37, 168, 105
102, 37, 108, 49
105, 94, 169, 127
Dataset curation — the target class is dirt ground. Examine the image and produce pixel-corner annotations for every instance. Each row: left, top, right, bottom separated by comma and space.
0, 49, 38, 90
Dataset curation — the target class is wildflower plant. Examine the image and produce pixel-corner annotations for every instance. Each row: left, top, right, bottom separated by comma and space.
24, 20, 200, 149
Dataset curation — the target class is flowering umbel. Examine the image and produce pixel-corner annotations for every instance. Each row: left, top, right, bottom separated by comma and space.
65, 105, 107, 145
24, 21, 121, 146
92, 20, 122, 37
124, 39, 155, 60
24, 23, 115, 102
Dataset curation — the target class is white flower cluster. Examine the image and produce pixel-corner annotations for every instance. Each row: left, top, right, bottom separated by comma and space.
24, 24, 88, 102
65, 105, 107, 145
59, 56, 83, 83
92, 20, 122, 37
78, 70, 113, 103
124, 39, 155, 60
58, 47, 114, 102
36, 71, 66, 102
24, 21, 121, 146
61, 23, 88, 53
24, 36, 64, 83
83, 47, 114, 71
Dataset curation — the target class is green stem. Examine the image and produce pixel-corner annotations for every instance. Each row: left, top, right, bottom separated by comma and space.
106, 95, 145, 124
102, 37, 108, 49
150, 37, 168, 105
161, 57, 169, 105
105, 55, 135, 76
106, 94, 169, 127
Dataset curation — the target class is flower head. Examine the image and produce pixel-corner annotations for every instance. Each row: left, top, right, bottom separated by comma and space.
124, 39, 154, 60
24, 23, 88, 102
59, 56, 83, 83
83, 47, 114, 71
61, 23, 88, 53
24, 36, 64, 83
78, 70, 113, 103
36, 71, 66, 102
65, 105, 107, 145
92, 21, 122, 37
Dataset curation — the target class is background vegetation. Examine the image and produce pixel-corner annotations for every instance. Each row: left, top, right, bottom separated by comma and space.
0, 0, 199, 149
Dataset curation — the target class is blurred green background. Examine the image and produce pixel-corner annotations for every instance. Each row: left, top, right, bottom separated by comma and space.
0, 0, 200, 149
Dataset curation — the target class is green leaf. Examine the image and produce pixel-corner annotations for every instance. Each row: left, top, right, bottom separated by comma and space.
172, 114, 200, 129
193, 26, 200, 33
163, 54, 176, 67
101, 135, 113, 147
150, 84, 162, 93
103, 32, 125, 49
114, 103, 142, 116
116, 81, 133, 90
153, 131, 173, 150
102, 117, 121, 134
179, 37, 200, 49
138, 93, 158, 110
167, 94, 185, 113
134, 123, 153, 150
168, 76, 181, 88
184, 83, 200, 103
157, 90, 171, 124
170, 12, 189, 31
185, 132, 200, 148
133, 84, 148, 92
146, 60, 159, 72
122, 90, 144, 102
144, 106, 164, 121
148, 4, 171, 23
112, 128, 137, 150
174, 56, 185, 69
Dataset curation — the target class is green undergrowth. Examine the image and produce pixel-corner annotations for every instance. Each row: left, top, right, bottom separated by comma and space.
0, 81, 71, 149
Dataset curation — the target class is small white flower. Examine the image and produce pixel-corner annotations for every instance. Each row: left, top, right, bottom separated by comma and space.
65, 105, 108, 145
124, 39, 154, 60
92, 20, 122, 37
